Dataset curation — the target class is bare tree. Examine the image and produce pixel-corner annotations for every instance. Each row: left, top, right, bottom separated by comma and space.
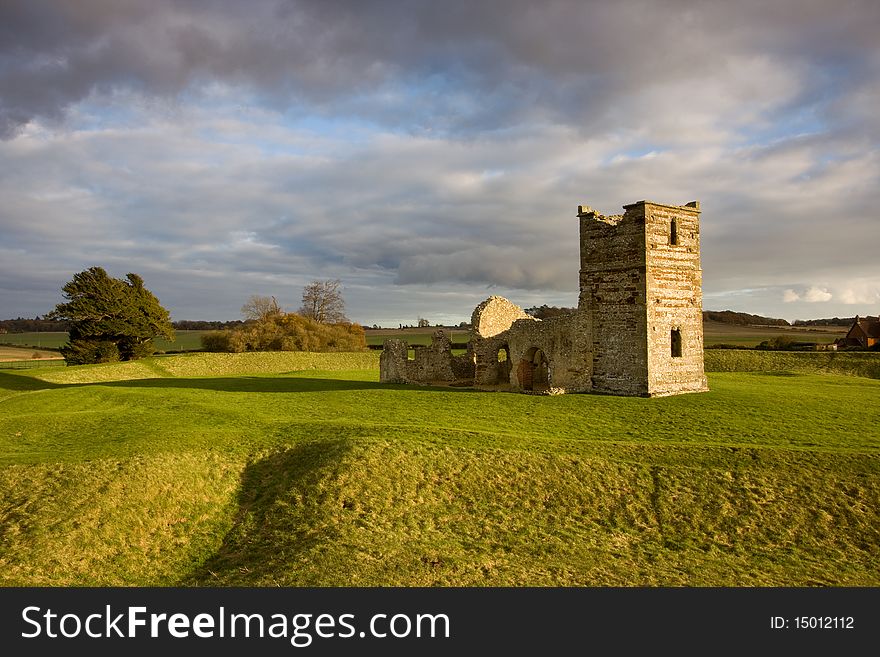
299, 279, 348, 323
417, 317, 430, 328
241, 295, 281, 321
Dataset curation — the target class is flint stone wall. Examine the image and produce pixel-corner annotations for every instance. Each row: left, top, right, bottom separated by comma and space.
379, 331, 475, 386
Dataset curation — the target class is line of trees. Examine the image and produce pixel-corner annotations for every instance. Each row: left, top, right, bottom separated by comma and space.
0, 317, 70, 333
792, 317, 856, 327
525, 305, 575, 319
703, 310, 789, 326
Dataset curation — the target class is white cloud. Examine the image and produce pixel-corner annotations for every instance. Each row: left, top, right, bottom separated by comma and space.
784, 286, 834, 303
804, 286, 833, 302
836, 281, 880, 305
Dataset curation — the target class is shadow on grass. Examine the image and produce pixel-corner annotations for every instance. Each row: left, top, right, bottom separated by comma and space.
184, 438, 352, 585
95, 376, 480, 394
0, 370, 62, 392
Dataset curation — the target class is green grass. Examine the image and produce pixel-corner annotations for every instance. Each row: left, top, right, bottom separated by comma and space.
706, 350, 880, 379
1, 332, 69, 349
0, 352, 877, 586
364, 327, 470, 348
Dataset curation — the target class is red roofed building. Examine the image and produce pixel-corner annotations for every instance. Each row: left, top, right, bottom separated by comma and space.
841, 315, 880, 349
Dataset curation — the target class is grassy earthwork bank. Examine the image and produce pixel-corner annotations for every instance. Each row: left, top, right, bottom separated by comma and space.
0, 351, 878, 586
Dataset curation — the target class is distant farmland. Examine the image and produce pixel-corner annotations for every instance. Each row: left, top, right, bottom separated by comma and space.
1, 322, 849, 356
364, 322, 847, 349
0, 330, 212, 353
702, 320, 846, 347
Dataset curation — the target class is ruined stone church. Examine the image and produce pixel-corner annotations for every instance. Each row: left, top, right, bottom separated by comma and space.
380, 200, 708, 397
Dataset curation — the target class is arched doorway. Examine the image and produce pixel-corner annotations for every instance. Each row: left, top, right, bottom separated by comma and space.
518, 347, 550, 391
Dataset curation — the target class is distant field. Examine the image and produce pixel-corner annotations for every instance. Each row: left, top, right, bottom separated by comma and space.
1, 330, 212, 352
0, 345, 62, 362
0, 331, 68, 349
703, 320, 846, 347
365, 327, 470, 347
369, 322, 848, 349
2, 324, 850, 353
0, 350, 877, 586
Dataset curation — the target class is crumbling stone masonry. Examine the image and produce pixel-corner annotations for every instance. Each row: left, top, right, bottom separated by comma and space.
380, 330, 475, 386
380, 200, 709, 397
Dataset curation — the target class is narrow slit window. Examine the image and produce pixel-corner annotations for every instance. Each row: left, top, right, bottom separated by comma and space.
670, 218, 679, 245
671, 329, 682, 358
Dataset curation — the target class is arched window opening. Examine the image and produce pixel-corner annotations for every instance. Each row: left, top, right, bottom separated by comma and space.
496, 345, 511, 384
670, 218, 679, 246
671, 329, 682, 358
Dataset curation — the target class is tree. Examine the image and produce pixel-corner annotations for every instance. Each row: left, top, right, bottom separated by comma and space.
417, 317, 430, 328
241, 295, 281, 322
299, 279, 347, 324
201, 313, 365, 353
49, 267, 174, 364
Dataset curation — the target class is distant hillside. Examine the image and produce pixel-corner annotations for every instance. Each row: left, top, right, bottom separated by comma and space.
0, 317, 69, 333
172, 319, 247, 330
703, 310, 789, 326
792, 317, 855, 327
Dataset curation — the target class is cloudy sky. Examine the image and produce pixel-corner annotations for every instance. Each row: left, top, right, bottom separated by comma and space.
1, 0, 878, 326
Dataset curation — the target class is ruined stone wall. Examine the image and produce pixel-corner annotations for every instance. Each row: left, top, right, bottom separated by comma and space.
472, 296, 535, 337
643, 201, 708, 395
578, 205, 649, 396
379, 339, 408, 383
472, 334, 514, 387
380, 331, 474, 386
504, 313, 592, 392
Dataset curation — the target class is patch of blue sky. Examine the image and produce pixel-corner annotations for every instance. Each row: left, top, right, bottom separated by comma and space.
281, 111, 378, 144
66, 97, 144, 132
600, 145, 662, 166
735, 104, 827, 147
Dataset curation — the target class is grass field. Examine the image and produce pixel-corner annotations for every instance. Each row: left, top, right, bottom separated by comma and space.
1, 330, 212, 352
0, 346, 62, 362
0, 350, 877, 586
702, 320, 846, 347
365, 327, 470, 347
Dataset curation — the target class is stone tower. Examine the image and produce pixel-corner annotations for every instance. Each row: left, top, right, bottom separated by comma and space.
380, 198, 708, 397
578, 200, 708, 396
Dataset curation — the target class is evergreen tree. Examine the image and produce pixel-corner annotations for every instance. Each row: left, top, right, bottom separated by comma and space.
49, 267, 174, 364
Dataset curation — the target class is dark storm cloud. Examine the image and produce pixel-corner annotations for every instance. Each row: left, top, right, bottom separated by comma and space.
3, 0, 878, 137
